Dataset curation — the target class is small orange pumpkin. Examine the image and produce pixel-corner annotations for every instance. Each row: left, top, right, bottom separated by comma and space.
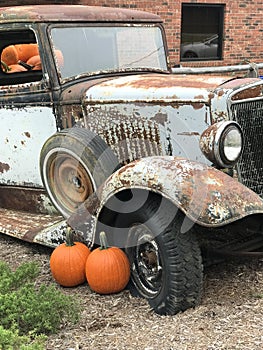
85, 231, 130, 294
15, 43, 39, 62
1, 45, 19, 65
27, 55, 42, 70
50, 227, 91, 287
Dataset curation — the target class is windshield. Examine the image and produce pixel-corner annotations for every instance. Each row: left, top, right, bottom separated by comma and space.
50, 25, 167, 80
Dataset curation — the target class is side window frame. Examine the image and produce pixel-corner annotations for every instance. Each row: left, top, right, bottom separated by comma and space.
0, 27, 43, 86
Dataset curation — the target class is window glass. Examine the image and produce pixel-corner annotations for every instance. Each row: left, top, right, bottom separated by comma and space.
180, 4, 224, 61
50, 25, 167, 80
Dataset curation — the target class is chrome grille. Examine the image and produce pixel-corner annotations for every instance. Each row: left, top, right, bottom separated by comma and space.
231, 100, 263, 198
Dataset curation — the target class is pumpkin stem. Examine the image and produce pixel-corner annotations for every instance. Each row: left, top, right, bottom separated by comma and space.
65, 226, 75, 247
1, 60, 10, 72
99, 231, 109, 250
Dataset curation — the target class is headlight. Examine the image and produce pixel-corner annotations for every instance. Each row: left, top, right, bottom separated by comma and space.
199, 121, 243, 168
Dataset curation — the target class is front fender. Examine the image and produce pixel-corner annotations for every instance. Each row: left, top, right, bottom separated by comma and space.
67, 156, 263, 242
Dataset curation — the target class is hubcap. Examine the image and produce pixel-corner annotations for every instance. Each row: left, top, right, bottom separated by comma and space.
49, 153, 94, 214
128, 225, 163, 298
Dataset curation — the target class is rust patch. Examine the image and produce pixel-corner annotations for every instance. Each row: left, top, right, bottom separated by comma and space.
177, 132, 200, 136
24, 131, 31, 138
192, 102, 205, 110
150, 112, 168, 126
0, 5, 161, 23
0, 207, 64, 246
99, 74, 229, 90
217, 89, 225, 97
194, 95, 205, 100
0, 186, 55, 214
0, 162, 10, 173
231, 86, 262, 101
221, 77, 260, 89
84, 106, 163, 164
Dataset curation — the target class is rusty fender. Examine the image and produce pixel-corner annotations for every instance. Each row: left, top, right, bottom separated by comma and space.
67, 156, 263, 242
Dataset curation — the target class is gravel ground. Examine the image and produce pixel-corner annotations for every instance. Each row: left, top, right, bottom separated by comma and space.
0, 233, 263, 350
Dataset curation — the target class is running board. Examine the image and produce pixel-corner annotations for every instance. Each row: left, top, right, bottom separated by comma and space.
0, 208, 68, 248
205, 233, 263, 260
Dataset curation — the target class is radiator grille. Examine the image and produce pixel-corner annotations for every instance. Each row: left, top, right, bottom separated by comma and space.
231, 100, 263, 198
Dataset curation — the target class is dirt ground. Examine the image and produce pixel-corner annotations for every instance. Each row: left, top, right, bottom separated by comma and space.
0, 233, 263, 350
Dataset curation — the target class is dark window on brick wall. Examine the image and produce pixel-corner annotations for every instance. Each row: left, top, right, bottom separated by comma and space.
180, 4, 224, 61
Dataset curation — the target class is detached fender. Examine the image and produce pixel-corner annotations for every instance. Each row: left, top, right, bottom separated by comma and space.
67, 156, 263, 242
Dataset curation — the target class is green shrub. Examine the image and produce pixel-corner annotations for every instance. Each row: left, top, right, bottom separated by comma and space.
0, 260, 39, 294
0, 325, 46, 350
0, 260, 81, 348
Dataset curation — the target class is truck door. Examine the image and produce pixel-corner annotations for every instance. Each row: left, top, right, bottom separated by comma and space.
0, 28, 57, 188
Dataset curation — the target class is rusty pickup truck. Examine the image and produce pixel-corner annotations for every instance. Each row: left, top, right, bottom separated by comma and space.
0, 4, 263, 315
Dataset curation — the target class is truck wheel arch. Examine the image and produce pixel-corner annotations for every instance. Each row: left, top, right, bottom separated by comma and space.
67, 155, 263, 243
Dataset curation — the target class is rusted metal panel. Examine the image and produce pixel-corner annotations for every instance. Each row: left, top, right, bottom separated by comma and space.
83, 102, 210, 165
0, 106, 57, 187
0, 186, 57, 214
0, 207, 66, 247
84, 74, 229, 102
79, 73, 231, 165
67, 156, 263, 242
84, 103, 165, 164
211, 81, 263, 123
0, 5, 161, 24
172, 64, 263, 75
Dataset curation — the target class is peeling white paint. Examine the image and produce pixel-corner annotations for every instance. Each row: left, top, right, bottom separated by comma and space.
0, 106, 57, 187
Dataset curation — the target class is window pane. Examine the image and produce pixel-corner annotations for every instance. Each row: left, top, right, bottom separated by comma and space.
180, 4, 224, 61
50, 25, 167, 80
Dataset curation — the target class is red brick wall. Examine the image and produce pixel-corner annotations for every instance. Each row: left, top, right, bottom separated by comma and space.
1, 1, 80, 4
82, 0, 263, 68
3, 0, 263, 68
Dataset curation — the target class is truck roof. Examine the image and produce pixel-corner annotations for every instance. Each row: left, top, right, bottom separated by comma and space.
0, 5, 162, 24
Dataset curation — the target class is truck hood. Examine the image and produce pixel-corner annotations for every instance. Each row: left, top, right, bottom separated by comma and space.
83, 73, 252, 103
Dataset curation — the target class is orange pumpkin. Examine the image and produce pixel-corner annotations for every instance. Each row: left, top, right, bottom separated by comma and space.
1, 45, 19, 65
50, 227, 91, 287
27, 55, 42, 70
7, 64, 27, 73
15, 43, 39, 62
85, 231, 130, 294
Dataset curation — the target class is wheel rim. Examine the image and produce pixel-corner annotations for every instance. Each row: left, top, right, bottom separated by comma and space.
46, 151, 95, 216
127, 225, 163, 298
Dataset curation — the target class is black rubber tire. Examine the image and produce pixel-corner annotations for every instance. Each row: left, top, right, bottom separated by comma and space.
40, 128, 119, 218
183, 51, 198, 59
108, 190, 203, 315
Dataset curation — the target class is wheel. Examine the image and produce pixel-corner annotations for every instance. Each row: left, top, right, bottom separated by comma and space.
108, 190, 203, 315
183, 51, 198, 59
40, 128, 119, 218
